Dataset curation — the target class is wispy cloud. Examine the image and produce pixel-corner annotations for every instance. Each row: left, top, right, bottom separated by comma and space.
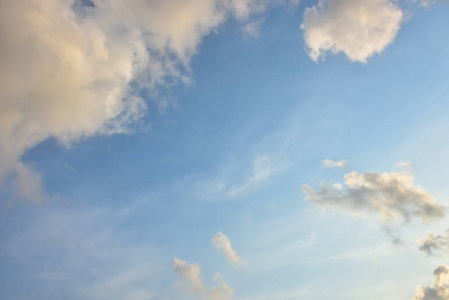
186, 149, 288, 201
211, 232, 245, 268
419, 0, 449, 7
301, 0, 403, 63
414, 265, 449, 300
303, 164, 446, 224
418, 229, 449, 256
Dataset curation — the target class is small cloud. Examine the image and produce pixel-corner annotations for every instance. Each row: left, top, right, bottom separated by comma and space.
301, 0, 403, 63
418, 230, 449, 257
414, 265, 449, 300
171, 258, 234, 300
211, 232, 246, 268
394, 161, 412, 169
303, 165, 446, 225
322, 159, 347, 168
171, 257, 205, 293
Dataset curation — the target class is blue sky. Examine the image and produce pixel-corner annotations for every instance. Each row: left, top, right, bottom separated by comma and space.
1, 0, 449, 299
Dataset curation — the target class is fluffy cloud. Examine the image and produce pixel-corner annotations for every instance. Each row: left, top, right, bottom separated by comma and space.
303, 167, 446, 224
211, 232, 245, 268
301, 0, 403, 63
419, 230, 449, 256
171, 258, 234, 300
414, 265, 449, 300
0, 0, 276, 202
322, 159, 347, 168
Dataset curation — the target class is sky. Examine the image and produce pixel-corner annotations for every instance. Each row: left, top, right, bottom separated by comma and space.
0, 0, 449, 299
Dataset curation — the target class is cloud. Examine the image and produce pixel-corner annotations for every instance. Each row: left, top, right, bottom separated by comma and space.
226, 154, 277, 198
419, 230, 449, 256
303, 166, 446, 224
322, 159, 347, 168
301, 0, 403, 63
419, 0, 449, 7
187, 150, 287, 200
414, 265, 449, 300
211, 232, 245, 268
171, 257, 206, 293
171, 258, 234, 300
0, 0, 278, 202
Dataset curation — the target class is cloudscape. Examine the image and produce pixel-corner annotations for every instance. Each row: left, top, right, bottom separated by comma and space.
1, 0, 449, 299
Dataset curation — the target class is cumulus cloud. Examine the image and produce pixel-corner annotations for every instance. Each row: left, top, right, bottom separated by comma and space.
211, 232, 245, 268
303, 167, 446, 224
301, 0, 403, 63
171, 258, 234, 300
322, 159, 347, 168
419, 230, 449, 257
414, 265, 449, 300
0, 0, 284, 202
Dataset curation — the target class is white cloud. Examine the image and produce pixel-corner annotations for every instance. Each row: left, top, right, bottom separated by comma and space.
0, 0, 281, 202
211, 232, 245, 268
303, 167, 446, 224
301, 0, 403, 63
322, 159, 347, 168
171, 257, 206, 293
414, 265, 449, 300
419, 230, 449, 256
171, 258, 234, 300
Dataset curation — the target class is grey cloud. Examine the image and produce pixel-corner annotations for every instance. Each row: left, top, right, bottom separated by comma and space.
303, 169, 446, 224
419, 230, 449, 257
414, 265, 449, 300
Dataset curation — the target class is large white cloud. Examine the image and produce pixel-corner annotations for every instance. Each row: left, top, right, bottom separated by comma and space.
0, 0, 278, 202
211, 232, 245, 268
414, 265, 449, 300
171, 257, 234, 300
303, 167, 446, 224
419, 230, 449, 257
301, 0, 403, 63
